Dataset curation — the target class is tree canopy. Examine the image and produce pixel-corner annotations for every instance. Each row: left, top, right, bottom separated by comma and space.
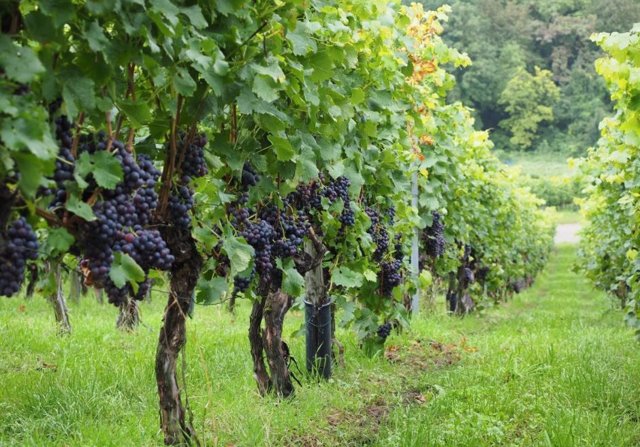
414, 0, 640, 154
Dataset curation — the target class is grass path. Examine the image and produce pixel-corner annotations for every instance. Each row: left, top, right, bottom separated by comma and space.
1, 245, 640, 446
374, 245, 640, 446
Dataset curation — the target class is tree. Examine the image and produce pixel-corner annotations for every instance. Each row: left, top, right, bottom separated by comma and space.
498, 67, 560, 150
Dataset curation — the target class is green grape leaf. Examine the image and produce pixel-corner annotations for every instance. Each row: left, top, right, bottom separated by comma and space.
268, 134, 296, 161
92, 151, 124, 189
117, 99, 152, 127
195, 277, 228, 305
252, 58, 285, 82
13, 153, 47, 198
363, 269, 377, 282
109, 252, 146, 288
252, 76, 279, 103
223, 233, 255, 276
62, 75, 96, 118
45, 228, 75, 255
75, 151, 123, 190
65, 193, 96, 221
351, 88, 365, 105
0, 36, 45, 83
173, 67, 197, 96
332, 267, 364, 288
193, 226, 218, 253
339, 300, 356, 326
279, 259, 305, 297
84, 20, 109, 52
287, 22, 317, 56
181, 5, 207, 29
0, 106, 57, 160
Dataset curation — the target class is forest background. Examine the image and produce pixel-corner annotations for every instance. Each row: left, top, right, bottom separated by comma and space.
417, 0, 640, 156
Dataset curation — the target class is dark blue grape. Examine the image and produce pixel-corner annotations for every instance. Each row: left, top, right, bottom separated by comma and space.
134, 278, 153, 301
376, 322, 392, 339
424, 211, 445, 258
242, 163, 260, 187
0, 217, 39, 297
168, 185, 194, 229
366, 207, 389, 261
380, 259, 402, 297
181, 134, 208, 179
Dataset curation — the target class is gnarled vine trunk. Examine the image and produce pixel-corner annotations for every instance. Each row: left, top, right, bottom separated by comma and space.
95, 287, 104, 304
247, 229, 326, 397
249, 294, 270, 395
47, 262, 71, 334
262, 289, 294, 397
117, 298, 139, 331
156, 228, 202, 446
69, 268, 84, 304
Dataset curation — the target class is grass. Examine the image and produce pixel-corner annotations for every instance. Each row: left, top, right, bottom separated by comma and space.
2, 245, 640, 446
497, 151, 575, 178
551, 208, 584, 225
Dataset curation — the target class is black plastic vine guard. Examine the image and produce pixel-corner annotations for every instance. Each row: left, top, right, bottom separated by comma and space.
304, 299, 332, 379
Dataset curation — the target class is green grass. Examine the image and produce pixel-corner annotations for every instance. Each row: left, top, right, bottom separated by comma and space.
551, 208, 584, 225
497, 151, 575, 178
2, 245, 640, 446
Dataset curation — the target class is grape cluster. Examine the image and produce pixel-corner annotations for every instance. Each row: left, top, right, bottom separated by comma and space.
49, 117, 75, 207
241, 219, 276, 276
168, 133, 209, 230
232, 270, 254, 297
366, 207, 389, 262
424, 211, 445, 258
168, 185, 194, 229
114, 142, 147, 193
458, 245, 475, 289
324, 176, 355, 227
225, 173, 356, 292
380, 259, 402, 297
393, 235, 404, 261
137, 278, 153, 300
0, 217, 39, 297
53, 148, 74, 185
260, 206, 309, 258
287, 176, 355, 230
387, 206, 396, 225
54, 116, 73, 149
45, 119, 175, 305
376, 322, 392, 339
286, 182, 322, 210
181, 134, 208, 181
241, 163, 260, 188
476, 266, 490, 282
81, 247, 113, 287
113, 229, 175, 271
133, 184, 159, 226
104, 279, 129, 305
227, 201, 309, 283
462, 267, 475, 287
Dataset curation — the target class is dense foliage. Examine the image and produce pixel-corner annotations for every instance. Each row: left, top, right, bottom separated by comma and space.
577, 26, 640, 334
0, 0, 554, 443
416, 0, 640, 153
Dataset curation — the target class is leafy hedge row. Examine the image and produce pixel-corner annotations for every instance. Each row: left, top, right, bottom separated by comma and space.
0, 0, 555, 441
578, 26, 640, 333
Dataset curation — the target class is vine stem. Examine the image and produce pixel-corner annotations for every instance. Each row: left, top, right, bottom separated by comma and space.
105, 111, 114, 152
70, 112, 85, 158
115, 62, 137, 140
230, 103, 237, 144
35, 208, 61, 226
157, 95, 184, 218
